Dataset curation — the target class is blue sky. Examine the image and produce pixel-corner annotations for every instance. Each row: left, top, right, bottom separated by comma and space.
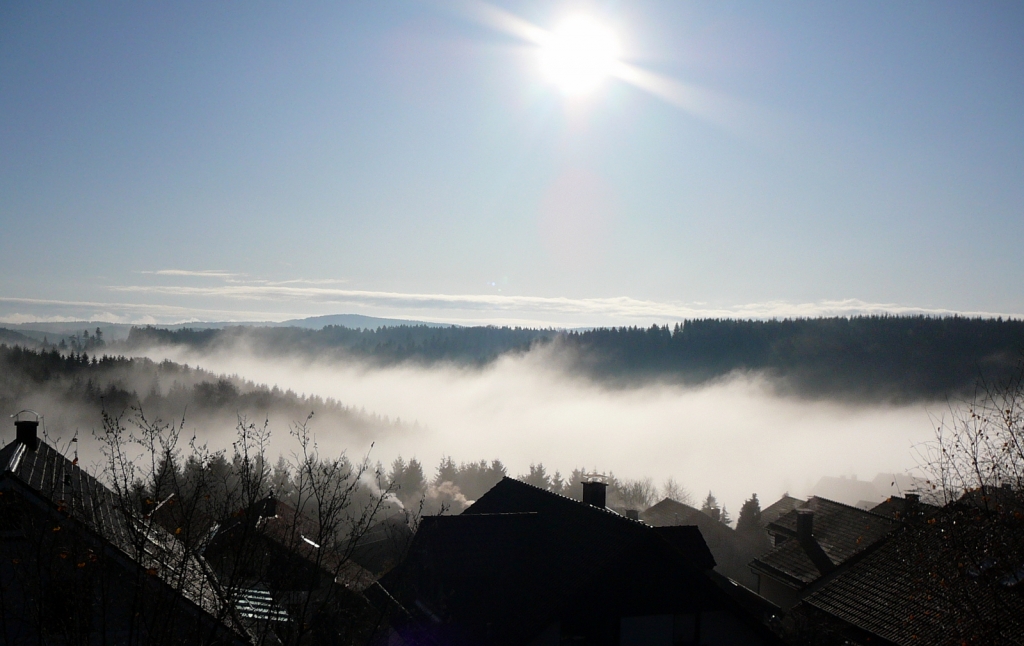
2, 1, 1022, 326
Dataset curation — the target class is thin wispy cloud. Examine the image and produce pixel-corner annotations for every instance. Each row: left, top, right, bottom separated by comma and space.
139, 269, 242, 278
163, 275, 352, 287
105, 285, 1020, 323
0, 296, 304, 326
263, 278, 352, 286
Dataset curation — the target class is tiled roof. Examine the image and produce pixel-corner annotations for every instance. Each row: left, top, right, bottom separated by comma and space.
641, 498, 736, 551
759, 495, 803, 526
869, 495, 939, 521
642, 498, 726, 530
1, 439, 132, 546
0, 439, 240, 631
641, 497, 768, 588
752, 497, 898, 587
210, 496, 377, 592
804, 498, 1024, 645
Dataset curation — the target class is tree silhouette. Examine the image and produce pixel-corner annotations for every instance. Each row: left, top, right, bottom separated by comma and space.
700, 491, 721, 522
736, 493, 762, 534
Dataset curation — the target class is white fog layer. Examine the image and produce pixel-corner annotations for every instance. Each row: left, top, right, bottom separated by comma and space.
122, 343, 941, 515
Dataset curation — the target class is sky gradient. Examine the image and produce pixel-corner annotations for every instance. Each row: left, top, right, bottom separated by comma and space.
2, 1, 1023, 327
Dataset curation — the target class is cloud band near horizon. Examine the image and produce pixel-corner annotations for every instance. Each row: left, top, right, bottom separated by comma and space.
1, 284, 1018, 327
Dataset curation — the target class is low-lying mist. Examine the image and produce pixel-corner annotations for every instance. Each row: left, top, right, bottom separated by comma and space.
128, 341, 940, 515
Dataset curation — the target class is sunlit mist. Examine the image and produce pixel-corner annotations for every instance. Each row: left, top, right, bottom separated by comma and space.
132, 343, 938, 516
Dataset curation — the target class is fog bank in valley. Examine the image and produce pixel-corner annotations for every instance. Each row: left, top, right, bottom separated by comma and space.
132, 341, 939, 515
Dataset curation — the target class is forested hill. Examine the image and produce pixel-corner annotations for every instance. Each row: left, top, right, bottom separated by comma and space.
561, 317, 1024, 401
125, 324, 553, 365
0, 345, 403, 437
122, 317, 1024, 402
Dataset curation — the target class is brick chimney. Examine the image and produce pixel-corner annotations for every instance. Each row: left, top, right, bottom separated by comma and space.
796, 509, 814, 542
13, 411, 40, 451
581, 481, 607, 508
796, 509, 835, 575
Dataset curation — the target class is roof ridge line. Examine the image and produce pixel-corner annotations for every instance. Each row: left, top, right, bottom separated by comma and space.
809, 495, 899, 521
502, 476, 646, 524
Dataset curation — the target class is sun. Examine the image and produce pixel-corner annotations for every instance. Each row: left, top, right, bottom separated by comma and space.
538, 15, 621, 96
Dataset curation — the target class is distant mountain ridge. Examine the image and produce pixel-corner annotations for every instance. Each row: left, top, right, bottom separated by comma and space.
278, 314, 448, 329
0, 328, 38, 346
2, 313, 446, 343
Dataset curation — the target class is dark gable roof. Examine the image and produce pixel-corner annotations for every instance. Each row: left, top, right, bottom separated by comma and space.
752, 497, 899, 587
466, 478, 716, 569
641, 497, 770, 589
869, 495, 939, 521
210, 496, 376, 592
804, 499, 1024, 645
1, 439, 132, 546
404, 512, 549, 638
652, 525, 719, 569
803, 534, 940, 645
344, 512, 415, 577
760, 494, 803, 526
642, 497, 733, 536
380, 478, 788, 644
0, 439, 242, 634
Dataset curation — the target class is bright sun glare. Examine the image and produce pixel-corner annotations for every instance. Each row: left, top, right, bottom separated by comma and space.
539, 15, 621, 96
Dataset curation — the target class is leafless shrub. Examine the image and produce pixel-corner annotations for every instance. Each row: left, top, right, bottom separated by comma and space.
93, 408, 401, 645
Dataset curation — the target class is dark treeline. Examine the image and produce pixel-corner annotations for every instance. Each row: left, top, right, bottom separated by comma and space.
563, 316, 1024, 401
389, 454, 686, 517
0, 344, 402, 436
125, 323, 553, 366
122, 316, 1024, 402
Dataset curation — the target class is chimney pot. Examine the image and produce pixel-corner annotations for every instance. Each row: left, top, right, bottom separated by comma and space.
797, 509, 814, 543
906, 493, 920, 504
581, 481, 607, 508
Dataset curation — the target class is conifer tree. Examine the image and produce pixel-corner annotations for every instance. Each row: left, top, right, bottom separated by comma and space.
434, 455, 458, 485
736, 493, 762, 534
700, 491, 721, 522
521, 463, 551, 490
720, 505, 732, 526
